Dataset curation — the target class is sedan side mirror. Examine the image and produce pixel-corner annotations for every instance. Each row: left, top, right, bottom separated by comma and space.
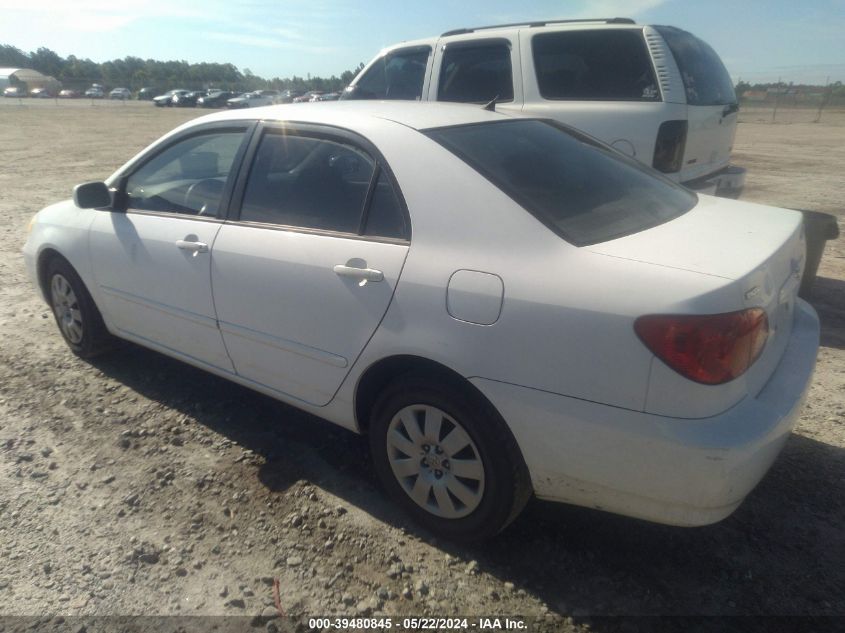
73, 181, 111, 209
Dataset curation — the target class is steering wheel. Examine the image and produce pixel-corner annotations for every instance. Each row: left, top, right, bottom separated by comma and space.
184, 179, 225, 215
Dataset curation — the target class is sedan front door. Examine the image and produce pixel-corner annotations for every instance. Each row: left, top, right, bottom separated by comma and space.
89, 126, 250, 371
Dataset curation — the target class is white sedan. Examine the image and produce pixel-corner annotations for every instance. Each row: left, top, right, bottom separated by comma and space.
23, 102, 819, 540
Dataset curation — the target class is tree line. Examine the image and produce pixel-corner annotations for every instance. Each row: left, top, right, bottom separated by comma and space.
0, 44, 364, 93
735, 80, 845, 98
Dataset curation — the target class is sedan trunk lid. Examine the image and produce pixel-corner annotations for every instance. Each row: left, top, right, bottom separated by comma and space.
588, 195, 807, 414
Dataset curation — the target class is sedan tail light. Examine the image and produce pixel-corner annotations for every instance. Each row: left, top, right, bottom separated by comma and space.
635, 309, 769, 385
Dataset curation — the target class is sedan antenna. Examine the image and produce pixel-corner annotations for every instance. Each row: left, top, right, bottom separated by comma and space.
483, 95, 499, 112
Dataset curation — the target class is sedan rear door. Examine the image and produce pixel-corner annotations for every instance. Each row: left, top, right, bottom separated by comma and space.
211, 124, 410, 406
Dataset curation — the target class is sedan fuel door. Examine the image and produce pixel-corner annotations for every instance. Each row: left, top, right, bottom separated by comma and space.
211, 126, 410, 406
89, 126, 251, 371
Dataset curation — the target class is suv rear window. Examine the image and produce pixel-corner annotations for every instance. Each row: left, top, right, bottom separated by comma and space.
532, 30, 659, 101
655, 26, 736, 106
425, 120, 696, 246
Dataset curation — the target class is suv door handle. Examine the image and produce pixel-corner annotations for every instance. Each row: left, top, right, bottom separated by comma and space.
333, 264, 384, 285
176, 239, 209, 256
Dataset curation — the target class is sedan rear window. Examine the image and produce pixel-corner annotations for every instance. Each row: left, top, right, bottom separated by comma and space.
425, 120, 696, 246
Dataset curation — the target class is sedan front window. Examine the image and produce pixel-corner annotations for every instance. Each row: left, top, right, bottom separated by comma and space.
125, 131, 245, 216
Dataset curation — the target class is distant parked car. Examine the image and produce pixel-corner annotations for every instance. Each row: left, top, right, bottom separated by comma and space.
153, 89, 190, 107
315, 92, 340, 101
29, 87, 54, 98
226, 90, 279, 109
137, 87, 158, 101
197, 90, 238, 108
294, 91, 322, 103
84, 87, 104, 99
4, 86, 28, 97
172, 90, 206, 107
58, 89, 80, 98
277, 90, 303, 103
109, 88, 131, 100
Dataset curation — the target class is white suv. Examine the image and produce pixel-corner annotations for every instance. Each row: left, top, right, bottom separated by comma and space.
341, 18, 745, 197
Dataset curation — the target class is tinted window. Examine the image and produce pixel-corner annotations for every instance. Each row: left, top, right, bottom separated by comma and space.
655, 26, 736, 106
364, 172, 406, 239
240, 132, 375, 233
426, 120, 697, 246
438, 42, 514, 103
126, 131, 244, 215
533, 30, 659, 101
345, 47, 430, 100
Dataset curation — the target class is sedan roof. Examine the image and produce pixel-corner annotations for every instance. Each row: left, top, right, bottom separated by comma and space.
198, 101, 511, 131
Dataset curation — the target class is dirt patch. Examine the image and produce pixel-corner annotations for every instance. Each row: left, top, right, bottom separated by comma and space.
0, 100, 843, 628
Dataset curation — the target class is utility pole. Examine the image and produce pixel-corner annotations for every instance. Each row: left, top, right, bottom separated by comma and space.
772, 76, 781, 122
815, 76, 830, 123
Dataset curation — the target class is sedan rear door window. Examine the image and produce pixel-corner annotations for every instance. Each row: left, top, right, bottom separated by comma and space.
239, 131, 376, 234
426, 119, 696, 246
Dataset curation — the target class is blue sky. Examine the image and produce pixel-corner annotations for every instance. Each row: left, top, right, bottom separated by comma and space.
1, 0, 843, 84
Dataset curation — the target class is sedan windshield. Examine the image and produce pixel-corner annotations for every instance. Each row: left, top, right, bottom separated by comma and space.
425, 119, 697, 246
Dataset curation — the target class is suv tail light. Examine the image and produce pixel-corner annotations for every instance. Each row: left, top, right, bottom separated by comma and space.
635, 309, 769, 385
652, 120, 687, 173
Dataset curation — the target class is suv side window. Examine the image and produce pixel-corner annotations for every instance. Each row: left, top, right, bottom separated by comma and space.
532, 30, 659, 101
437, 41, 514, 103
125, 131, 245, 216
240, 131, 375, 234
349, 47, 430, 100
655, 26, 736, 106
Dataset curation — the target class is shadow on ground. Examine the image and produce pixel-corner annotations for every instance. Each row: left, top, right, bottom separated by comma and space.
810, 276, 845, 350
89, 340, 844, 624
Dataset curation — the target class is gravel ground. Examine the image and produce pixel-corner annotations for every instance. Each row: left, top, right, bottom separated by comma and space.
0, 100, 843, 632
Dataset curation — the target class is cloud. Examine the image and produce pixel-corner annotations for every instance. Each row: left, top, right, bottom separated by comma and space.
206, 31, 337, 55
568, 0, 670, 19
0, 0, 205, 32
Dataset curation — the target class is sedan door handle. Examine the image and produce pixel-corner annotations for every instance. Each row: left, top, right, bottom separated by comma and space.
176, 239, 209, 256
333, 264, 384, 285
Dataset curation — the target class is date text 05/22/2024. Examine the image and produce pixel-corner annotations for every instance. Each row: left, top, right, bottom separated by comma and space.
307, 617, 528, 630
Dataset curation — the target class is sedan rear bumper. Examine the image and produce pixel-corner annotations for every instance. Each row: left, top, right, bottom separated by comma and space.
471, 299, 819, 527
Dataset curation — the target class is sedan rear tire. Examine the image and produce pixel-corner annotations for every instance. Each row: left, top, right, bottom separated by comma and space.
369, 373, 532, 541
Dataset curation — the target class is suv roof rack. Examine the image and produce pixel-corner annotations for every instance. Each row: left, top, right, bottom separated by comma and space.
441, 17, 635, 37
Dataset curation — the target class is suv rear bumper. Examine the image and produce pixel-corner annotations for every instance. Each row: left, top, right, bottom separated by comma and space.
683, 164, 747, 199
